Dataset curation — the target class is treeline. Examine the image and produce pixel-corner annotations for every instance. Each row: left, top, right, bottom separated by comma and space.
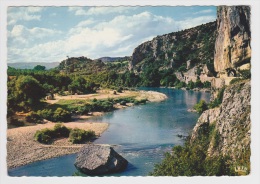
7, 65, 211, 113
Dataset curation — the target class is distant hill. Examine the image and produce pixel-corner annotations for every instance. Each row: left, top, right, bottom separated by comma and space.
96, 56, 131, 63
8, 62, 60, 70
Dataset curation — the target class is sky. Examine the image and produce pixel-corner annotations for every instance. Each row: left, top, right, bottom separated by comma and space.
7, 6, 217, 63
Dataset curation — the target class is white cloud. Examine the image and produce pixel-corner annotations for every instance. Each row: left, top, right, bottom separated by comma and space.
68, 7, 135, 16
193, 9, 213, 15
9, 25, 62, 45
8, 10, 216, 63
177, 16, 216, 30
27, 7, 44, 13
7, 7, 43, 25
76, 19, 95, 27
85, 7, 135, 15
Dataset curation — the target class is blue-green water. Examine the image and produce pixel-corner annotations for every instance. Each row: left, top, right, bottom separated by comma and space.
8, 88, 210, 177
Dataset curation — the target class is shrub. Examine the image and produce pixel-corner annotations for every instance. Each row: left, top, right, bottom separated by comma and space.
26, 111, 43, 124
37, 108, 71, 122
194, 100, 208, 113
208, 87, 225, 108
150, 122, 235, 176
187, 81, 195, 89
239, 69, 251, 79
53, 123, 71, 137
37, 109, 53, 120
53, 108, 71, 122
195, 80, 203, 88
34, 124, 94, 144
9, 117, 24, 127
117, 87, 123, 93
134, 99, 147, 105
203, 81, 211, 88
69, 128, 95, 144
175, 81, 186, 89
34, 128, 54, 144
230, 78, 242, 85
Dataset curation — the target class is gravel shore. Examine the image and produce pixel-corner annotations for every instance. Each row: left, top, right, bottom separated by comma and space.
7, 90, 167, 169
7, 122, 108, 169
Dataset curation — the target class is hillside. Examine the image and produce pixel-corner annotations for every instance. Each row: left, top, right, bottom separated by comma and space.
129, 21, 217, 74
96, 56, 131, 63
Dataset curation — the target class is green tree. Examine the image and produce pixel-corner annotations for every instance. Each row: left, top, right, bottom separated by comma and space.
14, 75, 45, 108
33, 65, 46, 71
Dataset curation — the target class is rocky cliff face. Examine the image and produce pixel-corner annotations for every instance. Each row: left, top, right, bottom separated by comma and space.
129, 21, 217, 74
191, 80, 251, 170
214, 6, 251, 76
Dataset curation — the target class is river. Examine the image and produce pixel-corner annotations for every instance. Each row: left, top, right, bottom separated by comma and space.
8, 88, 210, 176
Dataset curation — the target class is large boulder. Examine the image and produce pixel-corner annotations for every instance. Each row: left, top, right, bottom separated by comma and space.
74, 144, 128, 175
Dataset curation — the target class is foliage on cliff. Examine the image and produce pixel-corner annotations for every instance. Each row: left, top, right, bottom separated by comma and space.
151, 80, 251, 176
150, 123, 236, 176
130, 21, 217, 74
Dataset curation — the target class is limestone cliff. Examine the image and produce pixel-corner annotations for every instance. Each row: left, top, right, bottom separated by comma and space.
191, 80, 251, 171
129, 21, 217, 74
214, 6, 251, 76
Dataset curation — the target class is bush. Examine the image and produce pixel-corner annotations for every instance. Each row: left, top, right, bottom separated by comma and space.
9, 117, 24, 127
203, 81, 211, 88
194, 100, 208, 113
26, 111, 43, 124
37, 109, 53, 120
34, 128, 54, 144
117, 87, 123, 93
53, 123, 71, 137
150, 122, 236, 176
208, 87, 225, 108
230, 78, 242, 85
34, 124, 94, 144
134, 99, 147, 105
53, 108, 71, 122
175, 81, 186, 89
239, 70, 251, 79
37, 108, 71, 122
69, 128, 95, 144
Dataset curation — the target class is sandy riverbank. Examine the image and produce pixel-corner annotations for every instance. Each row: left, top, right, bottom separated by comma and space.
46, 89, 168, 104
7, 90, 167, 169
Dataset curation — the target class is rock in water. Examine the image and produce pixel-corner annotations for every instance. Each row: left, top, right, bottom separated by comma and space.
74, 144, 128, 175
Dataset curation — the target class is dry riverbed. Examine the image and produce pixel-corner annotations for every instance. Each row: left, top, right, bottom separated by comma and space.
7, 90, 167, 169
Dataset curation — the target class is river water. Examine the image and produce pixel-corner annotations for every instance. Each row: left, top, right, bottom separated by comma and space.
8, 88, 210, 176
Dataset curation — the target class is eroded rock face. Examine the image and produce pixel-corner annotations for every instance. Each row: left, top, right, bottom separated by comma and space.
129, 21, 216, 72
74, 144, 128, 175
191, 81, 251, 161
214, 6, 251, 74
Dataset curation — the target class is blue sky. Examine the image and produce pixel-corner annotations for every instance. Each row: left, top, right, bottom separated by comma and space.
7, 6, 217, 63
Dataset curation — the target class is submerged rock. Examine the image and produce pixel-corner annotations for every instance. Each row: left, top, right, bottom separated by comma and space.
74, 144, 128, 175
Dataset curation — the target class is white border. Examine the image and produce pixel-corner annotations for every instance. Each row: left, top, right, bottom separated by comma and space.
1, 0, 260, 184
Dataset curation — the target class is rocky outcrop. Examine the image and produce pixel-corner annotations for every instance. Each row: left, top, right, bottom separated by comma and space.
191, 81, 251, 164
74, 144, 128, 175
129, 21, 217, 73
214, 6, 251, 76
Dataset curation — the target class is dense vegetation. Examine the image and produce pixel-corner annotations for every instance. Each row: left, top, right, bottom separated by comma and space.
150, 122, 236, 176
193, 87, 225, 114
34, 123, 95, 144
